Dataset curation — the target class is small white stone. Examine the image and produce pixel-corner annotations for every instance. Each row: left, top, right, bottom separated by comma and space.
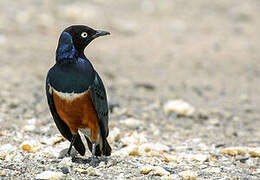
40, 125, 51, 133
161, 174, 179, 180
87, 167, 101, 176
153, 166, 170, 176
112, 144, 140, 157
41, 146, 59, 158
27, 118, 37, 125
113, 107, 128, 116
121, 131, 148, 146
55, 141, 70, 151
140, 143, 170, 153
108, 127, 121, 142
204, 167, 221, 173
248, 147, 260, 157
60, 157, 73, 166
23, 124, 36, 132
163, 99, 195, 116
99, 161, 106, 167
0, 144, 16, 153
36, 171, 64, 180
120, 118, 143, 127
117, 173, 125, 180
144, 156, 163, 165
191, 154, 208, 162
0, 144, 17, 161
162, 153, 178, 163
179, 170, 198, 180
5, 151, 24, 162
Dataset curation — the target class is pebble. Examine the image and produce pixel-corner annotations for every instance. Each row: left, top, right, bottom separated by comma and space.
0, 155, 6, 160
23, 124, 36, 132
179, 170, 198, 180
140, 165, 170, 176
248, 147, 260, 157
5, 151, 23, 162
75, 168, 87, 174
59, 157, 73, 166
153, 166, 170, 176
190, 154, 208, 162
61, 166, 69, 174
220, 147, 246, 156
140, 165, 155, 174
163, 99, 195, 117
87, 167, 101, 176
41, 146, 59, 158
113, 107, 128, 116
20, 140, 40, 153
108, 127, 120, 142
161, 174, 179, 180
121, 131, 148, 146
120, 118, 143, 127
0, 144, 16, 157
35, 171, 64, 180
140, 143, 170, 153
113, 144, 140, 157
162, 153, 178, 163
204, 167, 221, 173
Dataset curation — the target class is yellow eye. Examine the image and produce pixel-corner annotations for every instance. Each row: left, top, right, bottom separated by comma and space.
81, 32, 88, 38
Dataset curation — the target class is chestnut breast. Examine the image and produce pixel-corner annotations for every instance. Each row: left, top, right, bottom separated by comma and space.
52, 88, 99, 138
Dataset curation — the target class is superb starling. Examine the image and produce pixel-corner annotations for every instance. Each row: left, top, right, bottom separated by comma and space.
46, 25, 111, 165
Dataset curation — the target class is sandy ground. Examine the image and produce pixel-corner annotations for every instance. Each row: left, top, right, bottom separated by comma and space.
0, 0, 260, 179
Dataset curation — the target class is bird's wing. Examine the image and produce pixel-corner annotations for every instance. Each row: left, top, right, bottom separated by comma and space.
89, 72, 109, 138
45, 74, 86, 156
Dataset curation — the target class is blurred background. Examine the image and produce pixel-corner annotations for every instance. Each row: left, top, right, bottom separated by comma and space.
1, 0, 259, 127
0, 0, 259, 178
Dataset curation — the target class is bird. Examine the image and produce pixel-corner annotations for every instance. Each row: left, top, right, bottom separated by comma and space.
45, 25, 111, 166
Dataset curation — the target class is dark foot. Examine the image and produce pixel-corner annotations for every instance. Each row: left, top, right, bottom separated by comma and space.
90, 157, 99, 167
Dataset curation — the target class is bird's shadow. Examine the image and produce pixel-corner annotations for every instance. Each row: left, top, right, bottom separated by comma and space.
72, 156, 110, 166
59, 148, 112, 166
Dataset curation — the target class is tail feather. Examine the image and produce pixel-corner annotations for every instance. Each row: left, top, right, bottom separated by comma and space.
102, 138, 111, 156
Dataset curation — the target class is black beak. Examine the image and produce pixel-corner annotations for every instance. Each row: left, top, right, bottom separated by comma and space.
93, 30, 110, 38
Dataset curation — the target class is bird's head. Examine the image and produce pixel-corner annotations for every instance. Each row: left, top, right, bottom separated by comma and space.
56, 25, 110, 61
63, 25, 110, 52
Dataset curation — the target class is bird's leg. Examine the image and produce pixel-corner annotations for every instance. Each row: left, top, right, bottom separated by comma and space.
90, 142, 97, 166
65, 134, 77, 157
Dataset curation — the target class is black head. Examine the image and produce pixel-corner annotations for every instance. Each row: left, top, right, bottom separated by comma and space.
63, 25, 110, 52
